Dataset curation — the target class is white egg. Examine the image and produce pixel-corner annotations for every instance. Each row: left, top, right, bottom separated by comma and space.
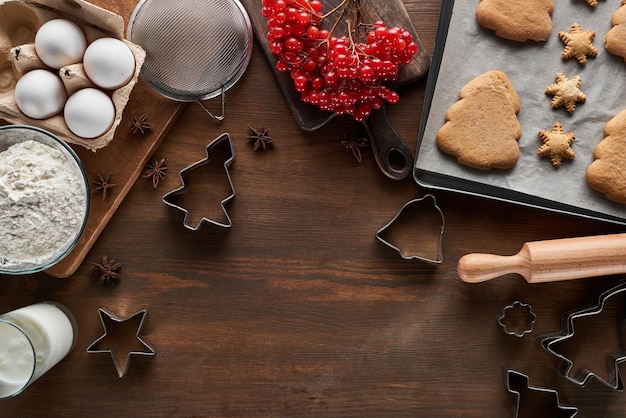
64, 88, 115, 139
35, 19, 87, 69
15, 69, 67, 119
83, 38, 136, 90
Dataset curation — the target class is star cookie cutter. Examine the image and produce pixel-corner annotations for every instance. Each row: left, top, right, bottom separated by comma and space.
87, 308, 156, 378
505, 369, 578, 418
162, 133, 236, 230
376, 194, 444, 264
538, 280, 626, 391
498, 301, 537, 337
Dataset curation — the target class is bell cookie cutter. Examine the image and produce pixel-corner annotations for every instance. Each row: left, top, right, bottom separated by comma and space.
538, 280, 626, 391
498, 301, 536, 337
162, 133, 236, 230
376, 194, 444, 264
87, 308, 156, 378
505, 369, 578, 418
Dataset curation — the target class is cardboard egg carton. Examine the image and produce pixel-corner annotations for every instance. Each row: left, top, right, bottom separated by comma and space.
0, 0, 146, 151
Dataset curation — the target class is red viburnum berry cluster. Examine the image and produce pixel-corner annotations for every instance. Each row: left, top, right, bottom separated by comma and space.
262, 0, 418, 122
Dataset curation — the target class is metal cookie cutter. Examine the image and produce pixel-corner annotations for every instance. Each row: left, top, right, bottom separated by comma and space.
376, 194, 444, 264
162, 133, 236, 230
538, 280, 626, 391
505, 369, 578, 418
87, 308, 156, 378
498, 301, 537, 337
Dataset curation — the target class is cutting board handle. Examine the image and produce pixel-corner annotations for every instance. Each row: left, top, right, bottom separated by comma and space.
363, 105, 413, 180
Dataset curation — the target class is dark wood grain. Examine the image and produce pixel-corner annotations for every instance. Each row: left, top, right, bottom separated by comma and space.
1, 0, 626, 416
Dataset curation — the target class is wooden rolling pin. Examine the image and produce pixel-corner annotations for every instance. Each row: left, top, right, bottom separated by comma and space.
458, 233, 626, 283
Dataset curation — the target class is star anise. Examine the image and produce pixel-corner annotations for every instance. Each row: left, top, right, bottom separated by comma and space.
341, 134, 370, 163
130, 114, 153, 134
247, 126, 274, 151
92, 256, 121, 285
142, 157, 168, 188
93, 173, 118, 201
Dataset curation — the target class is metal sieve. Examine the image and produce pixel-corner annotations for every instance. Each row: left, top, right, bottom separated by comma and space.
127, 0, 253, 120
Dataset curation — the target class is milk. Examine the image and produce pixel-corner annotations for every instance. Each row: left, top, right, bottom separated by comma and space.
0, 302, 77, 399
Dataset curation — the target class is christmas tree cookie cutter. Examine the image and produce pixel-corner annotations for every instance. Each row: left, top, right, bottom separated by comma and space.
538, 280, 626, 391
505, 369, 578, 418
162, 133, 236, 230
376, 194, 444, 264
87, 308, 156, 378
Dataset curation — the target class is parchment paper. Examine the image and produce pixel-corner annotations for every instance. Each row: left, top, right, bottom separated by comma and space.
415, 0, 626, 223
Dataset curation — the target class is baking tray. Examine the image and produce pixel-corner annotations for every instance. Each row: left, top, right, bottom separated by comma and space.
414, 0, 626, 225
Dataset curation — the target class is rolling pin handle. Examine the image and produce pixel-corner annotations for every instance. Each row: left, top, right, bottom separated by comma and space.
458, 253, 527, 283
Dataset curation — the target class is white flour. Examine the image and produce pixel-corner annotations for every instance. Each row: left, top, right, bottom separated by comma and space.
0, 140, 87, 269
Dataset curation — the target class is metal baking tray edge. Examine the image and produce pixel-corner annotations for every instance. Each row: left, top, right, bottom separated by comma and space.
413, 0, 626, 226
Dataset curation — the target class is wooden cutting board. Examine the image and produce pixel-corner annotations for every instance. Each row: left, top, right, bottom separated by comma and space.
240, 0, 430, 131
40, 0, 187, 278
241, 0, 429, 179
44, 82, 185, 278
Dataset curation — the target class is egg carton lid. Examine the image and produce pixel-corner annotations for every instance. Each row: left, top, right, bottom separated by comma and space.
21, 0, 125, 38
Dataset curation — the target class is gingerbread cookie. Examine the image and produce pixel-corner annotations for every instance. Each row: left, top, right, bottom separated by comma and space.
559, 23, 598, 64
538, 122, 576, 167
545, 73, 586, 114
605, 0, 626, 61
437, 70, 521, 170
586, 109, 626, 204
476, 0, 554, 42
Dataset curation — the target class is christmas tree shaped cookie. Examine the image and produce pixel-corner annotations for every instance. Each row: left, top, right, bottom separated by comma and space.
437, 70, 521, 170
605, 1, 626, 61
586, 109, 626, 204
476, 0, 554, 42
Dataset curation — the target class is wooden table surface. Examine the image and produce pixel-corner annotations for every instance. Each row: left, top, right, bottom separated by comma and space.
2, 0, 626, 416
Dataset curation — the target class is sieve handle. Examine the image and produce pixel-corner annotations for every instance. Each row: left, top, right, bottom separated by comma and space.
363, 105, 413, 181
196, 86, 226, 121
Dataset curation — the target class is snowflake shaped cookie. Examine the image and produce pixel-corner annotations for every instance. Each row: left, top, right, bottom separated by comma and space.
545, 73, 586, 114
582, 0, 599, 7
559, 22, 598, 64
538, 122, 576, 167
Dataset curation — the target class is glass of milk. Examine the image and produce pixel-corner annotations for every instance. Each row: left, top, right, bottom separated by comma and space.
0, 302, 77, 399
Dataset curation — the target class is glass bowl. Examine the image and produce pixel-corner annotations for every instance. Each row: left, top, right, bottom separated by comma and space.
0, 125, 89, 274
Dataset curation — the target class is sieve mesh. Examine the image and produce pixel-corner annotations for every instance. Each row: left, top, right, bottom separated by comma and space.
128, 0, 252, 102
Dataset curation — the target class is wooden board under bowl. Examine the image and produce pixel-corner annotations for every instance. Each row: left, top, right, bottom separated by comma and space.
40, 81, 185, 278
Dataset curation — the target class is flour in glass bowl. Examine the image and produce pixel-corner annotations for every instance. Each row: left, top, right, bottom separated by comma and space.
0, 139, 87, 270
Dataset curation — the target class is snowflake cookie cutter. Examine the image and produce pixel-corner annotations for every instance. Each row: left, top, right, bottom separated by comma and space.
505, 369, 578, 418
538, 280, 626, 391
87, 308, 156, 378
498, 301, 537, 337
162, 133, 236, 230
376, 194, 444, 264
